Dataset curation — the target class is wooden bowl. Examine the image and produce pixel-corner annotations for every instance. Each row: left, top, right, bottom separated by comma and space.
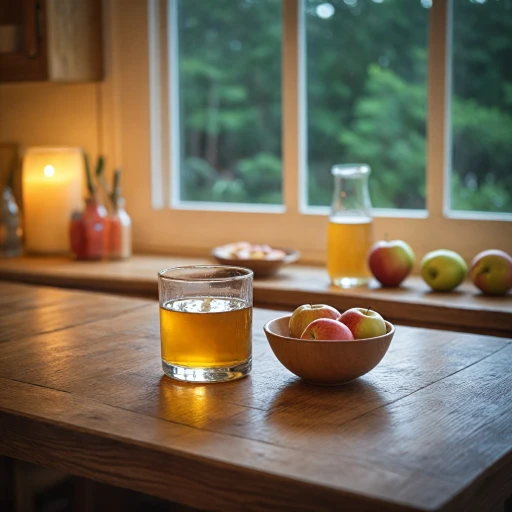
212, 247, 300, 278
263, 315, 395, 385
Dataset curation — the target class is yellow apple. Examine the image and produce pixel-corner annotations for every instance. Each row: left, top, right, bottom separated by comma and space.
289, 304, 341, 338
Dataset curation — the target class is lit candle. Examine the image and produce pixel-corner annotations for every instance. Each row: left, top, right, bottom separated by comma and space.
22, 147, 83, 254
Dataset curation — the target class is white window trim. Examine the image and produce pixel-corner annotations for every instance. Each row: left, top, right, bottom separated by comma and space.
103, 0, 512, 265
148, 0, 164, 210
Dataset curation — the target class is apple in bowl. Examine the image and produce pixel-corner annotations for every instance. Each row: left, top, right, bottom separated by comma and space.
288, 303, 387, 342
339, 307, 387, 339
264, 308, 395, 385
288, 304, 341, 339
301, 318, 354, 341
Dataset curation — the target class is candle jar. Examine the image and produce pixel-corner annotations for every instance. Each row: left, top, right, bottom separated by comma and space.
70, 199, 106, 260
106, 198, 132, 260
0, 187, 23, 257
22, 147, 83, 254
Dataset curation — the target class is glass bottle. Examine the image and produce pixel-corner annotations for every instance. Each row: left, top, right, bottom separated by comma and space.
327, 164, 373, 288
106, 197, 132, 260
69, 199, 106, 260
83, 199, 106, 260
0, 187, 23, 257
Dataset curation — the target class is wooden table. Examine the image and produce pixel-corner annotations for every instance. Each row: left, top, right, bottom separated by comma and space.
0, 282, 511, 512
0, 256, 511, 337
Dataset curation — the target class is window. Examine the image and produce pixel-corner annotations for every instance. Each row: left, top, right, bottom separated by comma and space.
448, 0, 512, 214
305, 0, 428, 210
174, 0, 283, 206
113, 0, 512, 261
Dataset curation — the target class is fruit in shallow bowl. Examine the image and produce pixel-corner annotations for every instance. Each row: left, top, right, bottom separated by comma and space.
368, 240, 415, 287
288, 304, 341, 339
212, 242, 300, 278
470, 249, 512, 296
421, 249, 467, 292
339, 307, 387, 339
301, 318, 354, 341
215, 241, 287, 260
263, 315, 395, 385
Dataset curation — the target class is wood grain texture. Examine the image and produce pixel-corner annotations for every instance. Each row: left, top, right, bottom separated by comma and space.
0, 0, 102, 83
46, 0, 103, 81
0, 0, 48, 82
0, 256, 510, 336
0, 281, 152, 343
0, 283, 511, 511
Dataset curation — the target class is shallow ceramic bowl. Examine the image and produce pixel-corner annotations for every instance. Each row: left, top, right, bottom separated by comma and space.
263, 315, 395, 385
212, 247, 300, 278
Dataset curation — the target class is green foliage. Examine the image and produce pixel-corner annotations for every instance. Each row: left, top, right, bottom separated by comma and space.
450, 97, 512, 212
178, 0, 282, 204
338, 64, 427, 209
451, 173, 512, 213
176, 0, 511, 213
449, 0, 512, 213
306, 0, 428, 208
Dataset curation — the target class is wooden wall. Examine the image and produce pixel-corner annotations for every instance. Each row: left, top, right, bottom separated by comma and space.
0, 82, 101, 163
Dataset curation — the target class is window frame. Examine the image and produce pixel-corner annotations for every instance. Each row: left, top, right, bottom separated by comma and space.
443, 0, 512, 222
104, 0, 512, 265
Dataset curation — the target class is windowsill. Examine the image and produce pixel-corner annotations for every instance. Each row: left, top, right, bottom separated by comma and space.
0, 254, 510, 337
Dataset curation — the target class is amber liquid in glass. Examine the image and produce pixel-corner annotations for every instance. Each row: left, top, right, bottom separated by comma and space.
160, 297, 252, 368
327, 218, 373, 287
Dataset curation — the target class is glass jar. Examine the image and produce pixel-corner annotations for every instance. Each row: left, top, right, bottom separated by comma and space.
327, 164, 373, 288
0, 187, 23, 257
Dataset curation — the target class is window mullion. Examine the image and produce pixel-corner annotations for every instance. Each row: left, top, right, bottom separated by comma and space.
282, 0, 300, 214
426, 0, 449, 219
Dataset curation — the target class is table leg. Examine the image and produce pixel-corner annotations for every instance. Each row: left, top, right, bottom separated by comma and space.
0, 456, 15, 512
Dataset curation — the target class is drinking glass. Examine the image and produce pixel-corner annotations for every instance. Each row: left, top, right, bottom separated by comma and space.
158, 265, 253, 383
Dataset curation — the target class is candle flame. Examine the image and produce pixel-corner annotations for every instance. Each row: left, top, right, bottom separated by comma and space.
44, 165, 55, 177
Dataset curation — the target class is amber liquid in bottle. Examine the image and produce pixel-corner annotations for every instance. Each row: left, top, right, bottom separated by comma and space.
160, 297, 252, 368
327, 218, 373, 287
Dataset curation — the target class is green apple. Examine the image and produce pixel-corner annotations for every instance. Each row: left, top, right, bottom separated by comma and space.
421, 249, 467, 292
470, 249, 512, 296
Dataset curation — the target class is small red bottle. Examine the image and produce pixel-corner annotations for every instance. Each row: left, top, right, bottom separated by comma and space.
70, 199, 106, 260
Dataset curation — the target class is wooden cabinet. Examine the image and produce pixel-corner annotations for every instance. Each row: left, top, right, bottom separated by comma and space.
0, 0, 102, 83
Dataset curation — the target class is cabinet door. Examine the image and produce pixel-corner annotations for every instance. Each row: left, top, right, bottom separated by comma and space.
0, 0, 47, 82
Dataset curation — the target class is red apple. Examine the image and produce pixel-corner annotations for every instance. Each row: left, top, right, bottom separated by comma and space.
339, 307, 387, 339
470, 249, 512, 296
300, 318, 354, 341
368, 240, 415, 287
289, 304, 341, 338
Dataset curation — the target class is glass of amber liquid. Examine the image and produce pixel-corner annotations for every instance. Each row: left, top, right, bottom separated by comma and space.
158, 265, 253, 383
328, 164, 373, 288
